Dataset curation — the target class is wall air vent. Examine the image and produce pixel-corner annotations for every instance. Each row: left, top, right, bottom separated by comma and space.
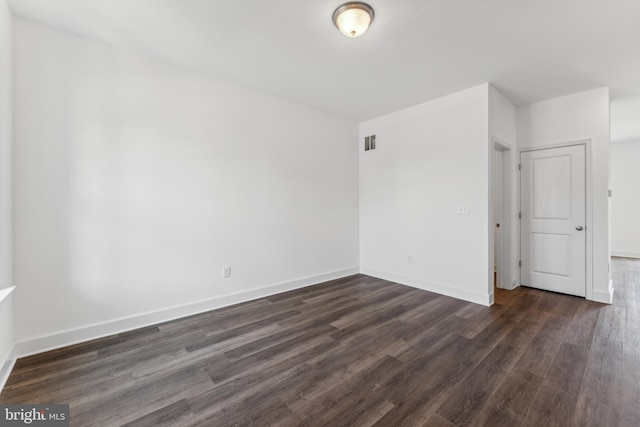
364, 135, 376, 151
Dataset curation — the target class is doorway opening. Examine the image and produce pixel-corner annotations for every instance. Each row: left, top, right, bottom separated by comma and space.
491, 139, 514, 301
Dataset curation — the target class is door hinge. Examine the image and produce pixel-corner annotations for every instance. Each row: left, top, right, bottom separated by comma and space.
518, 212, 521, 219
518, 260, 522, 268
518, 163, 521, 171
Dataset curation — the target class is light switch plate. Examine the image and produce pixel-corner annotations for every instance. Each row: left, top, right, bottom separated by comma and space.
222, 265, 231, 278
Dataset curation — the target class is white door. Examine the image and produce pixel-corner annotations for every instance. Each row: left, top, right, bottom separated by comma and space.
521, 145, 586, 297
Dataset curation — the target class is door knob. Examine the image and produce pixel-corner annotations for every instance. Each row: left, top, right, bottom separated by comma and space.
576, 225, 584, 231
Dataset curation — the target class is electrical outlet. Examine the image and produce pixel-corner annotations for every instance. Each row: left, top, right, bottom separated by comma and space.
457, 205, 469, 215
222, 265, 231, 278
407, 254, 413, 264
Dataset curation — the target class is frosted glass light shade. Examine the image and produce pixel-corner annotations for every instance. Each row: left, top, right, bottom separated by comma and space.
333, 3, 374, 38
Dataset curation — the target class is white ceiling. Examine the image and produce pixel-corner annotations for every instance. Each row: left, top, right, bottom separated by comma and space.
8, 0, 640, 140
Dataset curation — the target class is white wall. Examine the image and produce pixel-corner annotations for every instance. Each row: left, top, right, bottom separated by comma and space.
0, 0, 12, 289
0, 0, 15, 390
359, 84, 491, 305
13, 19, 359, 352
610, 140, 640, 258
489, 85, 517, 154
517, 87, 611, 303
489, 86, 518, 291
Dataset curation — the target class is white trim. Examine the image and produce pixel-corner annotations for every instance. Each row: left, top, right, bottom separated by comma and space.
361, 267, 491, 306
15, 267, 359, 358
518, 140, 591, 152
0, 343, 16, 393
592, 283, 613, 304
611, 251, 640, 259
0, 285, 15, 304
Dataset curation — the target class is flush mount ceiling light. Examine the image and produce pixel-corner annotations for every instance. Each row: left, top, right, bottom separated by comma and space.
332, 2, 374, 38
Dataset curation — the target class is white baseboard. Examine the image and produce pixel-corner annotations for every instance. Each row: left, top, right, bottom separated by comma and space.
611, 250, 640, 259
15, 267, 359, 358
591, 281, 614, 304
496, 282, 519, 291
0, 344, 16, 393
360, 267, 492, 306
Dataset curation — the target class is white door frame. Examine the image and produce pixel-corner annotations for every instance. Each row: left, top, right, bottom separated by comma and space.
494, 149, 504, 288
519, 139, 593, 301
489, 138, 515, 303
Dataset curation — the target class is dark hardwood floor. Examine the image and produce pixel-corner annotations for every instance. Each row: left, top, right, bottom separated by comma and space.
2, 257, 639, 426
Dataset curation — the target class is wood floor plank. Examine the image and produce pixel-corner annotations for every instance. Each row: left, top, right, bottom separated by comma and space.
72, 370, 209, 426
121, 398, 193, 427
421, 413, 457, 427
470, 368, 542, 427
623, 286, 640, 426
329, 287, 421, 330
574, 334, 625, 426
290, 355, 403, 426
410, 297, 468, 328
542, 341, 590, 396
320, 395, 395, 427
435, 343, 525, 426
188, 362, 317, 421
595, 304, 626, 342
498, 316, 544, 349
521, 384, 579, 427
183, 309, 296, 352
563, 300, 600, 347
329, 304, 409, 341
512, 311, 572, 378
392, 315, 469, 363
210, 332, 337, 384
459, 303, 511, 340
376, 334, 493, 424
1, 262, 638, 426
2, 350, 99, 389
191, 396, 296, 427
